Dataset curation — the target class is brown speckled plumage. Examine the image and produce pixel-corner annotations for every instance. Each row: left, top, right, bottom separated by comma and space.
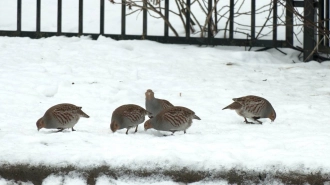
36, 103, 89, 131
110, 104, 149, 134
144, 106, 201, 135
223, 95, 276, 124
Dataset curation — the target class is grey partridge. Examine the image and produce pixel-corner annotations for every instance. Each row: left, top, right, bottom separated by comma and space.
36, 103, 89, 131
110, 104, 149, 134
222, 95, 276, 124
145, 89, 174, 118
144, 106, 201, 135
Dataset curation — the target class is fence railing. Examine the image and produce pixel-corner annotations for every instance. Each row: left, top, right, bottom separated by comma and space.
0, 0, 329, 62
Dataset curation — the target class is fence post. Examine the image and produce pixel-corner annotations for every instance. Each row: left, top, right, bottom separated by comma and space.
326, 0, 329, 47
100, 0, 104, 35
17, 0, 22, 34
79, 0, 83, 36
121, 0, 126, 38
208, 0, 212, 42
273, 0, 277, 48
164, 0, 169, 41
36, 0, 41, 37
142, 0, 147, 39
318, 0, 325, 46
186, 0, 191, 39
214, 0, 217, 33
57, 0, 62, 35
251, 0, 255, 41
229, 0, 234, 40
303, 0, 315, 61
285, 0, 293, 47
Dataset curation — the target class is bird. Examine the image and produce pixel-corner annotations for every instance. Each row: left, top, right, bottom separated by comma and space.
145, 89, 174, 118
222, 95, 276, 124
36, 103, 89, 131
110, 104, 149, 134
144, 106, 201, 135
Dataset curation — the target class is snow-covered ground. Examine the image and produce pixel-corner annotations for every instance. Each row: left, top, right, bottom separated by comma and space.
1, 0, 330, 184
1, 36, 330, 181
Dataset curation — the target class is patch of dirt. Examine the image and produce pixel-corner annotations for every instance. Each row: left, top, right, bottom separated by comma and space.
0, 164, 329, 185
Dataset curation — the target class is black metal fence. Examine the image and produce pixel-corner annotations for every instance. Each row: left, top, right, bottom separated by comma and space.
0, 0, 329, 62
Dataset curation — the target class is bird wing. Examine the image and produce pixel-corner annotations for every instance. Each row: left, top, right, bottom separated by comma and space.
52, 105, 79, 125
240, 96, 266, 115
162, 108, 189, 127
161, 99, 174, 109
122, 105, 145, 123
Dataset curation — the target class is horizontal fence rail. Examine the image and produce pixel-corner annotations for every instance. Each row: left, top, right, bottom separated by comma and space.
0, 0, 329, 62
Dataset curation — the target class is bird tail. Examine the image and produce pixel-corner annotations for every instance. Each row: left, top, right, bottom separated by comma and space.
222, 102, 242, 110
78, 109, 90, 118
193, 115, 201, 120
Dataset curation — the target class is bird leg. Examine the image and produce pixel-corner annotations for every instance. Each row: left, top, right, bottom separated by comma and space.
57, 128, 64, 132
254, 119, 262, 124
126, 127, 131, 135
252, 117, 263, 124
134, 125, 138, 133
184, 130, 186, 134
171, 131, 176, 135
72, 127, 76, 131
244, 118, 255, 124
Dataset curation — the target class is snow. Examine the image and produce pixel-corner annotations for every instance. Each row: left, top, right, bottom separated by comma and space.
0, 35, 330, 173
1, 0, 330, 184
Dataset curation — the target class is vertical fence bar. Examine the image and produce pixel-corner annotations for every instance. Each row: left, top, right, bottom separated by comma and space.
229, 0, 234, 40
100, 0, 104, 35
121, 0, 126, 37
273, 0, 277, 47
208, 0, 212, 39
303, 0, 315, 61
17, 0, 22, 32
214, 0, 217, 33
36, 0, 41, 35
142, 0, 147, 39
79, 0, 83, 35
186, 0, 191, 39
251, 0, 255, 40
286, 0, 293, 47
318, 0, 324, 46
57, 0, 62, 35
326, 0, 329, 47
164, 0, 169, 38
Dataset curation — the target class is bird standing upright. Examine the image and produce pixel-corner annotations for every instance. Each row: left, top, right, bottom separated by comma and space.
145, 89, 174, 118
222, 95, 276, 124
110, 104, 149, 134
36, 103, 89, 131
144, 106, 201, 135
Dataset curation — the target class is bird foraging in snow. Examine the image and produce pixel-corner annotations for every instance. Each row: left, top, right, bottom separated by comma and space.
110, 104, 149, 134
144, 106, 201, 135
145, 89, 174, 118
222, 95, 276, 124
36, 103, 89, 131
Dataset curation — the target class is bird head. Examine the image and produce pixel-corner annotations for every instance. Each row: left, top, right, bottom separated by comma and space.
269, 110, 276, 122
145, 110, 153, 118
144, 119, 152, 131
110, 121, 119, 132
36, 118, 45, 131
145, 89, 155, 100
